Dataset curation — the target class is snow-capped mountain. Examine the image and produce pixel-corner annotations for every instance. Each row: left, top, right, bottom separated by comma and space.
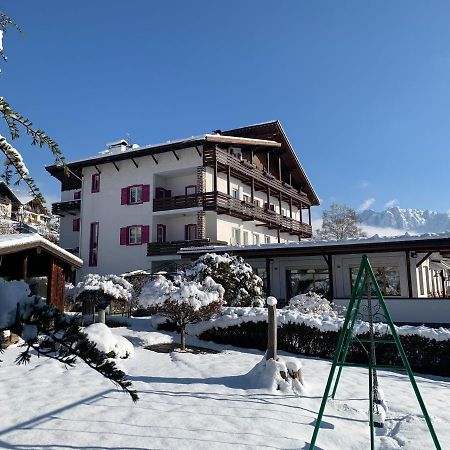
359, 206, 450, 233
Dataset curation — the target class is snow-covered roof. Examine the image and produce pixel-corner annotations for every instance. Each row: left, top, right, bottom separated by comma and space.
179, 232, 450, 255
0, 233, 83, 267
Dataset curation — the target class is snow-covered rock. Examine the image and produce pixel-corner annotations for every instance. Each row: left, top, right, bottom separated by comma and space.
83, 323, 134, 358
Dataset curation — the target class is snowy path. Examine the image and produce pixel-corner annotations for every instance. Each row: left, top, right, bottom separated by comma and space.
0, 320, 449, 449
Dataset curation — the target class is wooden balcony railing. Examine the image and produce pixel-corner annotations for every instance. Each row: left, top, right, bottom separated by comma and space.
203, 146, 311, 206
147, 238, 228, 256
52, 200, 81, 216
153, 191, 312, 237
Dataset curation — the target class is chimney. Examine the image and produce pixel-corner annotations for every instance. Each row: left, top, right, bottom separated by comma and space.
107, 139, 129, 154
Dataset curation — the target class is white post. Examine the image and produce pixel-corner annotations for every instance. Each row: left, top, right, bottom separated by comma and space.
266, 296, 278, 360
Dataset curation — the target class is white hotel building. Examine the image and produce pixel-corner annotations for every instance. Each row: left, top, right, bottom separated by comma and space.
47, 121, 319, 277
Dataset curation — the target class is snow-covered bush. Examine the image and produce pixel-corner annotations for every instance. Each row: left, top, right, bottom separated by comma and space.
139, 274, 224, 350
84, 323, 134, 359
186, 253, 264, 307
75, 274, 134, 316
288, 292, 339, 318
0, 277, 30, 329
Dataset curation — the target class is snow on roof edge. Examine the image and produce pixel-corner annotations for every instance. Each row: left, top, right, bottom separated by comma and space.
0, 233, 83, 266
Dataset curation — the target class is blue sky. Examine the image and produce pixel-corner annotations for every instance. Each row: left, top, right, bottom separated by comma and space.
2, 1, 450, 219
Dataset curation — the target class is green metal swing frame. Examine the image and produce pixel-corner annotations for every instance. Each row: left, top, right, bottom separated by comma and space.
308, 254, 441, 450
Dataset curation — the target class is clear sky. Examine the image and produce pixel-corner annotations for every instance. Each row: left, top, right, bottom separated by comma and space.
2, 1, 450, 219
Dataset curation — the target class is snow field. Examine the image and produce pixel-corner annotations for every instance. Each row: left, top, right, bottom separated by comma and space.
0, 318, 448, 449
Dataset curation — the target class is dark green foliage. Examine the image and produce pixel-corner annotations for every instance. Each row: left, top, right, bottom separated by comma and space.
14, 297, 138, 402
198, 321, 450, 377
186, 253, 265, 306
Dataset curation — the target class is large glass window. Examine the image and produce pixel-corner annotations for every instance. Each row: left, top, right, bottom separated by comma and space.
350, 266, 401, 297
286, 268, 329, 299
89, 222, 99, 266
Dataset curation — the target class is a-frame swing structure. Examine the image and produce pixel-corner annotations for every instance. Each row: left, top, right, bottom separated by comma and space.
309, 254, 441, 450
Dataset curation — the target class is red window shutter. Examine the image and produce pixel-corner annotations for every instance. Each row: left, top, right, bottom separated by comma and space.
184, 224, 188, 240
120, 227, 128, 245
141, 225, 150, 244
166, 190, 172, 198
72, 218, 80, 232
142, 184, 150, 202
74, 191, 81, 200
121, 187, 129, 205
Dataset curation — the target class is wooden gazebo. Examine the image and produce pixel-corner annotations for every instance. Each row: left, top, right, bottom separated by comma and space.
0, 233, 83, 310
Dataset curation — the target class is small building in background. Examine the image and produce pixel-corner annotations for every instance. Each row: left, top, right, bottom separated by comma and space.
0, 234, 82, 310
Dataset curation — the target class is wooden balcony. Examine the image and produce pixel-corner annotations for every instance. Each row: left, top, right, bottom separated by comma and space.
147, 238, 227, 256
203, 146, 311, 207
52, 200, 81, 216
153, 191, 312, 237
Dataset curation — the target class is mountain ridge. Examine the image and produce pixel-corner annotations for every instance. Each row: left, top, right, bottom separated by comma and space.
359, 206, 450, 233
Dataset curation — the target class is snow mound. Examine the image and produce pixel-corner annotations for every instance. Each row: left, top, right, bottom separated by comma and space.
83, 323, 134, 358
289, 292, 339, 317
244, 357, 305, 394
0, 278, 30, 329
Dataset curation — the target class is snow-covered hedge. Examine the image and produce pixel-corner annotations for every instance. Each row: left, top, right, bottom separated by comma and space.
184, 306, 450, 376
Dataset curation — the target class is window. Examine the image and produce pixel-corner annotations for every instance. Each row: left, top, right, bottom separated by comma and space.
185, 185, 197, 196
91, 173, 100, 193
232, 188, 239, 200
264, 235, 271, 244
253, 199, 261, 208
253, 233, 260, 245
121, 185, 150, 205
129, 186, 142, 204
157, 224, 167, 243
349, 266, 401, 297
128, 226, 142, 245
73, 191, 81, 200
120, 225, 149, 246
89, 222, 99, 266
72, 218, 80, 232
286, 268, 329, 299
155, 187, 170, 199
231, 227, 240, 245
243, 194, 250, 203
243, 231, 249, 245
185, 224, 197, 241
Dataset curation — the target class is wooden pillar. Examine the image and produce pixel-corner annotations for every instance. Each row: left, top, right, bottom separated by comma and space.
250, 177, 255, 203
267, 151, 270, 173
289, 197, 293, 218
267, 187, 270, 207
308, 206, 312, 226
300, 202, 303, 223
265, 257, 271, 296
278, 192, 282, 215
406, 251, 413, 298
277, 229, 281, 243
278, 155, 282, 181
47, 257, 65, 311
22, 254, 28, 280
226, 165, 231, 196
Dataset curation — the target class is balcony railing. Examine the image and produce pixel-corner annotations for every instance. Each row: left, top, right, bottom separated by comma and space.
147, 238, 227, 256
203, 146, 311, 206
153, 191, 312, 236
52, 199, 81, 216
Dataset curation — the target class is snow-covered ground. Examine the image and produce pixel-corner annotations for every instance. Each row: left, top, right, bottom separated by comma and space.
1, 318, 449, 450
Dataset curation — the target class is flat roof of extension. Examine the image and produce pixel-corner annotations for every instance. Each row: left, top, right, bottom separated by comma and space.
178, 232, 450, 258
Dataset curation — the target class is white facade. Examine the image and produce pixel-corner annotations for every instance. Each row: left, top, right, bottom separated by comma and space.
56, 141, 313, 278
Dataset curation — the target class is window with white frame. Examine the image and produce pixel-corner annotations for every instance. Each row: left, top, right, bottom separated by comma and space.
231, 227, 240, 245
232, 188, 239, 200
253, 233, 260, 245
129, 186, 142, 204
264, 235, 271, 244
128, 226, 142, 245
243, 194, 250, 203
243, 231, 249, 245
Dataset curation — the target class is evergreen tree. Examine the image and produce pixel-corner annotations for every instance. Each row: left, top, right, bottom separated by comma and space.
186, 253, 265, 307
317, 203, 367, 240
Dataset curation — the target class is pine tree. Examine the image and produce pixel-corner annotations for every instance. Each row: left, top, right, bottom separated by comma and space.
317, 203, 367, 240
